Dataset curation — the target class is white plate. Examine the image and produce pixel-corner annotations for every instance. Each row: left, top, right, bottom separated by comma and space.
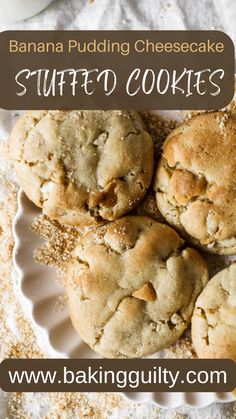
12, 189, 236, 408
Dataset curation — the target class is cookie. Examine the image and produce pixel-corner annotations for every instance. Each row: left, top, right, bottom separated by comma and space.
192, 263, 236, 361
154, 112, 236, 254
66, 216, 208, 358
10, 110, 154, 226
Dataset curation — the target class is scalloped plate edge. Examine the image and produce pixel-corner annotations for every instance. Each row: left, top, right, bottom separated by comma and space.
12, 189, 236, 408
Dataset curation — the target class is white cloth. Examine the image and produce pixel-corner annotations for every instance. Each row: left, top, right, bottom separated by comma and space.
0, 0, 235, 417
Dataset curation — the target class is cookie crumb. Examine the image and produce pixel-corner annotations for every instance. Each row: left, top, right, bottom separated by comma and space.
31, 215, 81, 287
140, 111, 177, 159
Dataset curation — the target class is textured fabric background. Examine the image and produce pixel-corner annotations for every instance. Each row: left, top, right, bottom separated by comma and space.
0, 0, 236, 417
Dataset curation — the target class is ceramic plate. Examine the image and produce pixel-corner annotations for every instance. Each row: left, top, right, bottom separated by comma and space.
12, 189, 236, 408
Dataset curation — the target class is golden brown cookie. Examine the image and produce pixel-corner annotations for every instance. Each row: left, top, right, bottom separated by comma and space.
192, 263, 236, 361
10, 110, 154, 226
154, 112, 236, 254
67, 216, 208, 358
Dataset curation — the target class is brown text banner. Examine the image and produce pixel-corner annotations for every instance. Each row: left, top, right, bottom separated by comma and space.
0, 30, 234, 110
0, 359, 235, 392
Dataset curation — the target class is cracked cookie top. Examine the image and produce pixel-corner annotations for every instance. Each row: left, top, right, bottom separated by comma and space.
10, 110, 154, 226
66, 216, 208, 358
154, 112, 236, 254
192, 263, 236, 361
